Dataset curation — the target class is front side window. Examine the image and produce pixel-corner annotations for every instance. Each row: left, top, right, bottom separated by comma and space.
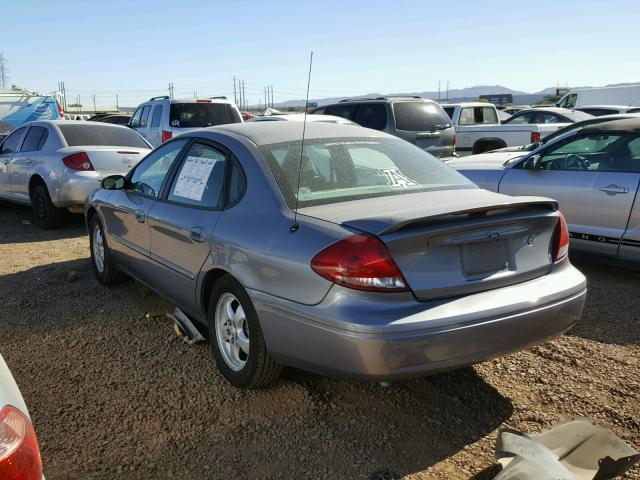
167, 142, 227, 208
128, 139, 188, 198
140, 106, 151, 128
559, 94, 577, 108
535, 134, 640, 172
260, 137, 475, 208
129, 108, 143, 128
20, 126, 48, 152
0, 127, 26, 154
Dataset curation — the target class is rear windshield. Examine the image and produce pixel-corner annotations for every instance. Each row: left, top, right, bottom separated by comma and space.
563, 110, 596, 122
260, 137, 475, 208
169, 103, 241, 128
58, 124, 149, 147
392, 101, 452, 132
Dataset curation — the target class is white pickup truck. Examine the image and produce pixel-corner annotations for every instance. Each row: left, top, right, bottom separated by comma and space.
441, 103, 582, 155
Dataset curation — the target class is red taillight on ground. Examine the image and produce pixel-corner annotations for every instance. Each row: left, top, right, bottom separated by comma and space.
553, 212, 570, 262
63, 151, 94, 171
531, 132, 541, 143
161, 130, 172, 143
0, 405, 43, 480
311, 234, 408, 292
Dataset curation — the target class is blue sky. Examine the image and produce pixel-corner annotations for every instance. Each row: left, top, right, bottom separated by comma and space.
3, 0, 640, 106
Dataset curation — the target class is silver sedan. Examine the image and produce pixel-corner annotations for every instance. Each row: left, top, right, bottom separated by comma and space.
449, 117, 640, 266
0, 120, 151, 228
86, 122, 586, 388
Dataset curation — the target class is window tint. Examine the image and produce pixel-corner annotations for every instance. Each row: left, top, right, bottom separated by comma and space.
129, 108, 143, 128
392, 102, 452, 132
260, 137, 475, 208
442, 107, 455, 119
323, 104, 357, 120
139, 106, 151, 128
579, 108, 617, 117
20, 126, 48, 152
353, 104, 387, 130
129, 139, 188, 198
311, 107, 326, 115
0, 127, 26, 154
150, 106, 163, 128
168, 143, 227, 208
169, 103, 241, 128
537, 134, 640, 172
58, 124, 149, 148
627, 108, 640, 114
534, 112, 563, 124
227, 160, 246, 206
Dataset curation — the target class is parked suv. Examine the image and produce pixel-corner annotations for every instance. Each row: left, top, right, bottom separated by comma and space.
129, 96, 243, 146
311, 97, 455, 158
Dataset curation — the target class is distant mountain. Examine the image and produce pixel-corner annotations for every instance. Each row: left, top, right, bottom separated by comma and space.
273, 82, 640, 109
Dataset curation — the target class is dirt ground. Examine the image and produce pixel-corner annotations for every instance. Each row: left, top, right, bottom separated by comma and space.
0, 202, 638, 480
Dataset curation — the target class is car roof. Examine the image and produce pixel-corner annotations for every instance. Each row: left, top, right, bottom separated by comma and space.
328, 96, 434, 104
580, 117, 640, 134
576, 105, 634, 110
440, 102, 492, 108
254, 114, 355, 123
199, 121, 391, 145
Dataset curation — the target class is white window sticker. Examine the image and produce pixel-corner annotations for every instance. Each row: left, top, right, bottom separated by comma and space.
173, 155, 218, 201
380, 168, 418, 187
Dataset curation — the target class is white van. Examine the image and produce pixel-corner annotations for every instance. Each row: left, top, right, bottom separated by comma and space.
129, 96, 243, 147
557, 85, 640, 109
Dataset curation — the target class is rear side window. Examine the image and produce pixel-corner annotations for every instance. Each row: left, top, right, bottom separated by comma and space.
21, 126, 48, 152
504, 112, 533, 124
167, 142, 227, 208
579, 108, 616, 117
0, 127, 26, 153
140, 106, 151, 127
353, 104, 387, 130
323, 104, 357, 120
628, 108, 640, 114
58, 124, 150, 148
150, 106, 163, 127
442, 107, 455, 119
392, 102, 452, 132
169, 103, 241, 128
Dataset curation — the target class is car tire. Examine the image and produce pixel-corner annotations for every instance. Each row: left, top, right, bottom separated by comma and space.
89, 215, 125, 284
208, 275, 281, 388
31, 184, 63, 229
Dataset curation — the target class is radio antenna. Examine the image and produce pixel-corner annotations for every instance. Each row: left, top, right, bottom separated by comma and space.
290, 51, 314, 233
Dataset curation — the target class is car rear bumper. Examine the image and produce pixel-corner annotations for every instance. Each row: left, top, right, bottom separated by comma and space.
250, 262, 586, 381
53, 171, 123, 207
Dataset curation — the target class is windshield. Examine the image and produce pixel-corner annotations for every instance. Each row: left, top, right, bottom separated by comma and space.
169, 103, 242, 128
260, 137, 475, 208
392, 102, 452, 131
58, 124, 149, 147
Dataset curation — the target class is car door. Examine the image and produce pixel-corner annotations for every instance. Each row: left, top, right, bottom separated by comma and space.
102, 138, 189, 281
0, 127, 27, 198
10, 125, 49, 202
145, 140, 238, 313
499, 132, 640, 257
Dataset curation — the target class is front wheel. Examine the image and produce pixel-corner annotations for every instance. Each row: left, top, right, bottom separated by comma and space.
89, 216, 125, 284
208, 275, 281, 388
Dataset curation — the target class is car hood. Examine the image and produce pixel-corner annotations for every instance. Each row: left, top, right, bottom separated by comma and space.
298, 188, 554, 235
445, 151, 525, 170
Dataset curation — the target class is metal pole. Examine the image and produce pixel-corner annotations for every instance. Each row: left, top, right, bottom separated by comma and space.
116, 94, 119, 110
233, 77, 237, 105
93, 94, 96, 113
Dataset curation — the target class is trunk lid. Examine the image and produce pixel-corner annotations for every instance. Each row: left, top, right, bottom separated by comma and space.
300, 189, 559, 300
60, 146, 150, 173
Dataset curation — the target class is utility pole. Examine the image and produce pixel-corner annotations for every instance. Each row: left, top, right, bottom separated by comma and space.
0, 53, 8, 89
264, 87, 267, 110
270, 85, 274, 108
233, 77, 237, 105
446, 80, 449, 101
241, 81, 246, 110
168, 83, 174, 99
93, 94, 96, 113
438, 81, 441, 101
116, 93, 119, 111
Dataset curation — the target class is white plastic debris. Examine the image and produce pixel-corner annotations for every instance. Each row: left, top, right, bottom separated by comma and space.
166, 308, 205, 344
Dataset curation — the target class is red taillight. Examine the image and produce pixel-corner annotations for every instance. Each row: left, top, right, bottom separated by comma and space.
0, 405, 43, 480
62, 151, 94, 171
161, 130, 172, 143
531, 132, 541, 143
311, 234, 408, 291
553, 212, 570, 262
196, 99, 212, 103
56, 101, 64, 119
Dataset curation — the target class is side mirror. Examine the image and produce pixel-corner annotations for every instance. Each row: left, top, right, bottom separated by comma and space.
523, 154, 542, 170
101, 175, 126, 190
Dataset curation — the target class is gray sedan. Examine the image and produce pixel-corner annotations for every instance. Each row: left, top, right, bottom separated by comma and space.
86, 122, 586, 388
449, 117, 640, 266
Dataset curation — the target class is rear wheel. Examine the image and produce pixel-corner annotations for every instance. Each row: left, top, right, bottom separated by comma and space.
89, 216, 125, 284
31, 184, 63, 229
208, 275, 281, 388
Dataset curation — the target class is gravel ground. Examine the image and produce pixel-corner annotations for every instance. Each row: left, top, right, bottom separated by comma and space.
1, 202, 638, 480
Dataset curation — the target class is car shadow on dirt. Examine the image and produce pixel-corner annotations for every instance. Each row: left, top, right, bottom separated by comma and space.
569, 259, 640, 346
0, 203, 86, 244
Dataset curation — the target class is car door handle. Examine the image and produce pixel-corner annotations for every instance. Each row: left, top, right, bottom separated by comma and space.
599, 185, 629, 195
189, 227, 206, 242
134, 210, 146, 223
